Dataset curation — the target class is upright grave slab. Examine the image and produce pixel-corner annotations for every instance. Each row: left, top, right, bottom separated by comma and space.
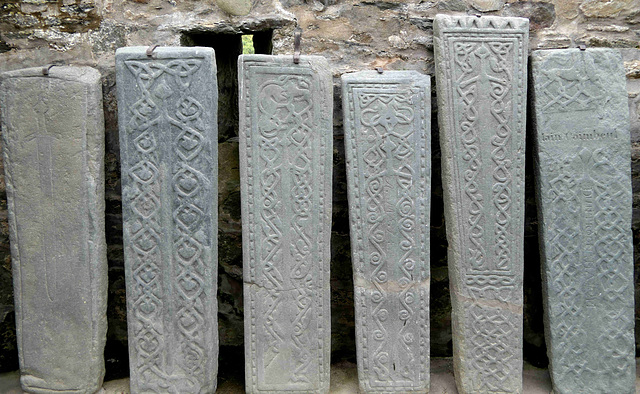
342, 71, 431, 393
531, 48, 635, 394
0, 66, 107, 393
239, 55, 332, 393
116, 47, 218, 393
434, 15, 529, 393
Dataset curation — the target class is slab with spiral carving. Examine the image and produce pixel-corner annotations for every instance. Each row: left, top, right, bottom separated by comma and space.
342, 71, 430, 393
239, 55, 332, 393
116, 47, 219, 394
434, 15, 528, 394
532, 48, 635, 394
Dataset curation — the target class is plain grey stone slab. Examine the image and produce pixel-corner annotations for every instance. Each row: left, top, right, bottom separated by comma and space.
434, 14, 529, 394
116, 47, 218, 393
0, 66, 107, 394
341, 70, 431, 393
239, 54, 332, 393
531, 48, 636, 394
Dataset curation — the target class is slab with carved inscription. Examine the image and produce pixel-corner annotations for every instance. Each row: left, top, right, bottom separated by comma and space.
342, 70, 431, 393
434, 14, 529, 394
0, 66, 107, 394
531, 48, 635, 394
116, 47, 219, 393
239, 54, 332, 394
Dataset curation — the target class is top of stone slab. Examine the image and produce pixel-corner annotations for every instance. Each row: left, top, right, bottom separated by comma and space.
434, 14, 529, 31
0, 66, 100, 84
341, 69, 430, 84
115, 46, 214, 59
531, 47, 622, 62
239, 54, 330, 68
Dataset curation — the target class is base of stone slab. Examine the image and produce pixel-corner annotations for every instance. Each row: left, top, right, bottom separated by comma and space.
2, 359, 639, 393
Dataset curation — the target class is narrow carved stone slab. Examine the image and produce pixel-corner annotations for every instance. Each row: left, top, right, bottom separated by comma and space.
239, 54, 332, 393
116, 47, 218, 393
0, 66, 107, 393
434, 15, 529, 394
342, 71, 430, 393
531, 48, 636, 394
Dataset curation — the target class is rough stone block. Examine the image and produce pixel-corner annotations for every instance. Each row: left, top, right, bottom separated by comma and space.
531, 48, 636, 394
434, 15, 529, 394
239, 54, 332, 393
341, 70, 431, 393
116, 47, 218, 393
0, 66, 107, 394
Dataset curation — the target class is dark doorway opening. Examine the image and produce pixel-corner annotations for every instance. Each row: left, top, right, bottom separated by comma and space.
182, 31, 273, 141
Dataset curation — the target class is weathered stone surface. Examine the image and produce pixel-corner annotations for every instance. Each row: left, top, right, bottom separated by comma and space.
239, 54, 332, 393
116, 47, 218, 393
469, 0, 505, 12
531, 48, 636, 394
341, 70, 431, 393
217, 0, 252, 15
0, 66, 107, 393
434, 15, 529, 394
579, 0, 639, 18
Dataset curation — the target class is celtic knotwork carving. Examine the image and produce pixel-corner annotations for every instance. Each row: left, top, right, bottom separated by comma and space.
124, 55, 211, 392
125, 58, 166, 390
437, 15, 528, 392
242, 57, 331, 392
363, 91, 420, 385
542, 147, 634, 392
538, 52, 604, 114
467, 305, 517, 392
488, 43, 513, 274
257, 75, 316, 382
454, 42, 486, 273
344, 77, 430, 391
452, 41, 519, 303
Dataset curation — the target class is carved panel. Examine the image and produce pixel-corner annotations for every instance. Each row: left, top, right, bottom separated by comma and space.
116, 47, 218, 393
532, 48, 635, 394
239, 55, 332, 393
342, 71, 430, 392
434, 15, 528, 394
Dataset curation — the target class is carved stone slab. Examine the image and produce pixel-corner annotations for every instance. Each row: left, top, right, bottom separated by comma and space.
239, 55, 332, 393
434, 15, 529, 394
116, 47, 218, 393
531, 48, 636, 394
0, 66, 107, 393
341, 71, 430, 393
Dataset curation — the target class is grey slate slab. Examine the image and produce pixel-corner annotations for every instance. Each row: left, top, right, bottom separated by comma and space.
239, 54, 332, 393
433, 14, 529, 394
341, 70, 431, 393
116, 47, 218, 393
0, 66, 107, 394
531, 48, 636, 394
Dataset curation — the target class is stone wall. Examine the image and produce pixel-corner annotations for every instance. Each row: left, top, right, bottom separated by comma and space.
0, 0, 638, 379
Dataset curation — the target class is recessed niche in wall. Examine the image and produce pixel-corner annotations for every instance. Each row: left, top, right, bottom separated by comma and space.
182, 31, 273, 141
